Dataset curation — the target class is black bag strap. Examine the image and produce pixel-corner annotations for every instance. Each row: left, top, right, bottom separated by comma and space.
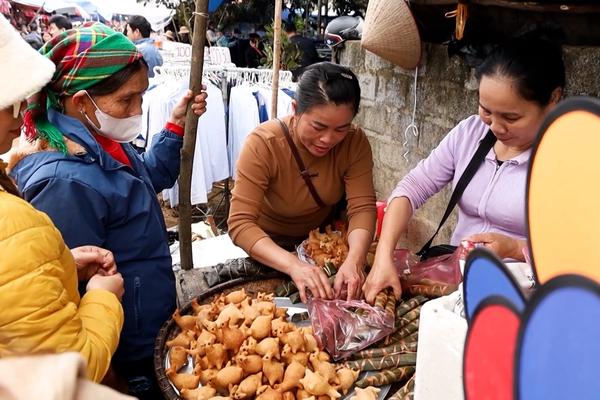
417, 130, 497, 257
276, 118, 326, 208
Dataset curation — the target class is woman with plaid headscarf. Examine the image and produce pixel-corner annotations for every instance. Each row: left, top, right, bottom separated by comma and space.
8, 22, 207, 399
0, 14, 126, 387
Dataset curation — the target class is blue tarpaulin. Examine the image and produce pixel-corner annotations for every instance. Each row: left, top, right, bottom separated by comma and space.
209, 0, 225, 13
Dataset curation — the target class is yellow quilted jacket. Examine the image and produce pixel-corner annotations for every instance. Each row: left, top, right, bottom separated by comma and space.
0, 189, 124, 382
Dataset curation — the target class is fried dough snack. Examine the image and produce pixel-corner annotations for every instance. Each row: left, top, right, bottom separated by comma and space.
164, 289, 360, 398
303, 226, 349, 269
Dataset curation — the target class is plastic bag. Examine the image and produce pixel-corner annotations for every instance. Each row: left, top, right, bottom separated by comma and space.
307, 296, 395, 361
400, 240, 476, 297
392, 248, 419, 274
296, 229, 346, 270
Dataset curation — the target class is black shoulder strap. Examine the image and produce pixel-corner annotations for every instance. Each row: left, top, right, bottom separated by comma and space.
417, 130, 497, 257
275, 118, 326, 208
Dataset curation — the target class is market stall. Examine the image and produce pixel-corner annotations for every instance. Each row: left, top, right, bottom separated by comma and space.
155, 275, 426, 400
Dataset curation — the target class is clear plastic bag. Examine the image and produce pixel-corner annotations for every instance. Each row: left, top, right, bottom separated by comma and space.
400, 240, 476, 297
307, 296, 395, 361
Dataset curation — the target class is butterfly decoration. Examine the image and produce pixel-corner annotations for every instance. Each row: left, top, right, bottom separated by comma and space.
462, 96, 600, 400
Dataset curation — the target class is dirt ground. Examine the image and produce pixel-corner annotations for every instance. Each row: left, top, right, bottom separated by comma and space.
159, 180, 232, 231
160, 200, 179, 229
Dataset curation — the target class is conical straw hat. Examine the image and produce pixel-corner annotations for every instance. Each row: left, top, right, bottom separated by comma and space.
361, 0, 421, 69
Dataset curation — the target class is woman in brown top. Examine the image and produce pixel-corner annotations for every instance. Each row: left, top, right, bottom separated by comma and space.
228, 62, 376, 303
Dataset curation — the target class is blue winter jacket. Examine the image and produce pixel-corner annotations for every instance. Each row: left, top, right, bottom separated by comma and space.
10, 108, 180, 363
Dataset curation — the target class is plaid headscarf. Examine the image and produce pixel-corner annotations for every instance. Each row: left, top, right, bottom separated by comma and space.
24, 22, 142, 153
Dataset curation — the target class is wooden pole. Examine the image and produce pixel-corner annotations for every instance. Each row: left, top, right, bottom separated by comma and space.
304, 0, 310, 36
179, 0, 209, 271
323, 0, 328, 36
271, 0, 283, 118
316, 0, 322, 38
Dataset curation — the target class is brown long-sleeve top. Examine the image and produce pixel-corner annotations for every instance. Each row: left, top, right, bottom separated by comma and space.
228, 116, 377, 255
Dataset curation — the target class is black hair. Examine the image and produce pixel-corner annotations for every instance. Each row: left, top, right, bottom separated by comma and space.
296, 62, 361, 115
28, 22, 38, 31
249, 33, 260, 41
86, 59, 148, 96
49, 14, 72, 30
284, 21, 296, 33
475, 35, 565, 106
0, 169, 19, 197
127, 15, 152, 38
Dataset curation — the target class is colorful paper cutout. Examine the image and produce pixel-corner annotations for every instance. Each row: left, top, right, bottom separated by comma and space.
463, 249, 526, 322
464, 300, 520, 400
463, 97, 600, 400
516, 276, 600, 400
528, 98, 600, 285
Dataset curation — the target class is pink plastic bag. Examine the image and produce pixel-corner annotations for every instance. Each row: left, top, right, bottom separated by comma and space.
400, 240, 475, 296
392, 248, 420, 274
307, 296, 395, 361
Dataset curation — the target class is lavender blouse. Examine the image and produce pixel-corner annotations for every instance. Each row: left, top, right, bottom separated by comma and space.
389, 115, 530, 245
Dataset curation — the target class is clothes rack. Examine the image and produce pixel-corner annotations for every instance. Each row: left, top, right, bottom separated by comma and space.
149, 65, 296, 230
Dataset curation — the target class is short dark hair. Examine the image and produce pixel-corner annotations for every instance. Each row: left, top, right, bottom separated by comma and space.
49, 14, 72, 30
249, 33, 260, 40
28, 22, 38, 31
284, 21, 296, 33
127, 15, 152, 38
86, 59, 148, 96
475, 35, 565, 106
296, 62, 361, 115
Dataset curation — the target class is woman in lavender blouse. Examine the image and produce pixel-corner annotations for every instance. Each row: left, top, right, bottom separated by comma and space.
364, 35, 566, 301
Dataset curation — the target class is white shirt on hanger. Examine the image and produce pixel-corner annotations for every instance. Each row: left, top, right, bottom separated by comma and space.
258, 87, 294, 119
142, 78, 230, 207
228, 84, 261, 178
196, 82, 229, 192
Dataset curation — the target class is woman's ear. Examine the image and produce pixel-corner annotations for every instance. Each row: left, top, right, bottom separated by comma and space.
291, 99, 297, 115
550, 87, 563, 106
71, 90, 89, 112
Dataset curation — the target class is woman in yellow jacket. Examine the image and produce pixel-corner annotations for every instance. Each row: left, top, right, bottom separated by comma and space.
0, 15, 124, 383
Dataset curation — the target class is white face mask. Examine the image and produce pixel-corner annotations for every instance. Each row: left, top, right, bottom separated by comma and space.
82, 92, 142, 143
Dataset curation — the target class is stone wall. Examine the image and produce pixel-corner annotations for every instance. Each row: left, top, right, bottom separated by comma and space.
339, 41, 600, 250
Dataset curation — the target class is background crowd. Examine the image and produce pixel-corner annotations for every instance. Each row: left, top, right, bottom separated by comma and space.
4, 7, 324, 79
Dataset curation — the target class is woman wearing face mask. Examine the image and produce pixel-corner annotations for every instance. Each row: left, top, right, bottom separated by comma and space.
0, 15, 125, 383
8, 22, 207, 398
363, 35, 565, 303
228, 62, 376, 303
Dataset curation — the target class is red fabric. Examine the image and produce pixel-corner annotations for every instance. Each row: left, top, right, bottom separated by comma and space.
94, 134, 132, 167
0, 0, 11, 14
165, 122, 184, 137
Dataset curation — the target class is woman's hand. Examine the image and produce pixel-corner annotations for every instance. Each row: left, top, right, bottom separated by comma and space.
71, 246, 117, 281
362, 253, 402, 304
334, 259, 366, 301
168, 86, 208, 126
466, 232, 526, 261
87, 273, 125, 301
289, 260, 334, 304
